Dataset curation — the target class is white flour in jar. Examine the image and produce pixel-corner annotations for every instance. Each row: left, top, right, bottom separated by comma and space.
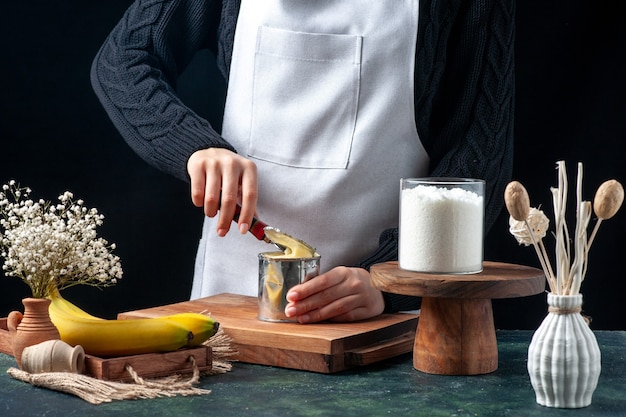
399, 184, 484, 273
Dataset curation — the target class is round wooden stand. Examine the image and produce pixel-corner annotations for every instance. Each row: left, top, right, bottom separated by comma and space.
370, 261, 544, 375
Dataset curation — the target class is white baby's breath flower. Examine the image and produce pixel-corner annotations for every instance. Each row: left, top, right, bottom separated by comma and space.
0, 181, 123, 298
508, 207, 550, 246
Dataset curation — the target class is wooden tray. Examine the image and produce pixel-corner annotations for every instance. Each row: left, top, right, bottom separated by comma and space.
83, 346, 212, 382
0, 318, 11, 356
118, 293, 419, 373
0, 317, 212, 381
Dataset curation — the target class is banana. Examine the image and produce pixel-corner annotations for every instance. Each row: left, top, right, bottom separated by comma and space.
161, 313, 220, 347
48, 287, 103, 321
47, 291, 219, 357
48, 299, 193, 357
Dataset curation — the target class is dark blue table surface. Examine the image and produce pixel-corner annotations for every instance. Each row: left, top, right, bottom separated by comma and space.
1, 330, 625, 417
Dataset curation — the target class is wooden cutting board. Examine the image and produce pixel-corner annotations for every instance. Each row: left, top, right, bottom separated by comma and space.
119, 293, 419, 373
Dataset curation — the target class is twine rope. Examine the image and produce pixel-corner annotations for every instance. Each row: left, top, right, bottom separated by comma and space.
548, 306, 582, 315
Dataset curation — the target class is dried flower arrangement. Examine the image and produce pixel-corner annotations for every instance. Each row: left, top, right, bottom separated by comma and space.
0, 181, 122, 298
504, 161, 624, 295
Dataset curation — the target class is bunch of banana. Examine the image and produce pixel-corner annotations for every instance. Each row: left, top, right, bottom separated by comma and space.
47, 288, 219, 357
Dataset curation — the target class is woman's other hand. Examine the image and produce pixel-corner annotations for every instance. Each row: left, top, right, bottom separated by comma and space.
284, 267, 385, 323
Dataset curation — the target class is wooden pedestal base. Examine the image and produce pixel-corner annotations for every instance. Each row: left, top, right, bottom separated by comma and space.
370, 261, 545, 375
414, 297, 497, 375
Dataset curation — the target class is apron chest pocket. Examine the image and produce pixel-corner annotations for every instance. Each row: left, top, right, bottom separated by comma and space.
249, 26, 362, 169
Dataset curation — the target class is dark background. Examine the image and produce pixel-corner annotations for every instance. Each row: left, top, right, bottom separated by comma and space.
1, 1, 624, 330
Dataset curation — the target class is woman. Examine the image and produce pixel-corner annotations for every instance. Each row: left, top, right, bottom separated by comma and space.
91, 0, 515, 323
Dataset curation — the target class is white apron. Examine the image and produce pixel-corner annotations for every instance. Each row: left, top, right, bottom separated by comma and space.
191, 0, 429, 299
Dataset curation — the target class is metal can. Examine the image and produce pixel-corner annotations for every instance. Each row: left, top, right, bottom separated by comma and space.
258, 253, 320, 322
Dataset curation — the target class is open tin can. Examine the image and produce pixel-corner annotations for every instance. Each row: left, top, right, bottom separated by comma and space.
258, 253, 321, 322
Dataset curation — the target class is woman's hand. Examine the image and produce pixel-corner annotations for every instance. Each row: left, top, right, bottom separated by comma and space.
187, 148, 258, 236
284, 267, 385, 323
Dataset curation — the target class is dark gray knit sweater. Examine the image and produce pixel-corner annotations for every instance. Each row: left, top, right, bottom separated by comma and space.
91, 0, 515, 312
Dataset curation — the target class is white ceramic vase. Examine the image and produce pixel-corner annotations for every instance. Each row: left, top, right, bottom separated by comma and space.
527, 293, 601, 408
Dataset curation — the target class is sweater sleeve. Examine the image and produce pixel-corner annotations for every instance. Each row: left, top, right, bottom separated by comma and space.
358, 0, 516, 313
90, 0, 235, 182
417, 0, 515, 231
